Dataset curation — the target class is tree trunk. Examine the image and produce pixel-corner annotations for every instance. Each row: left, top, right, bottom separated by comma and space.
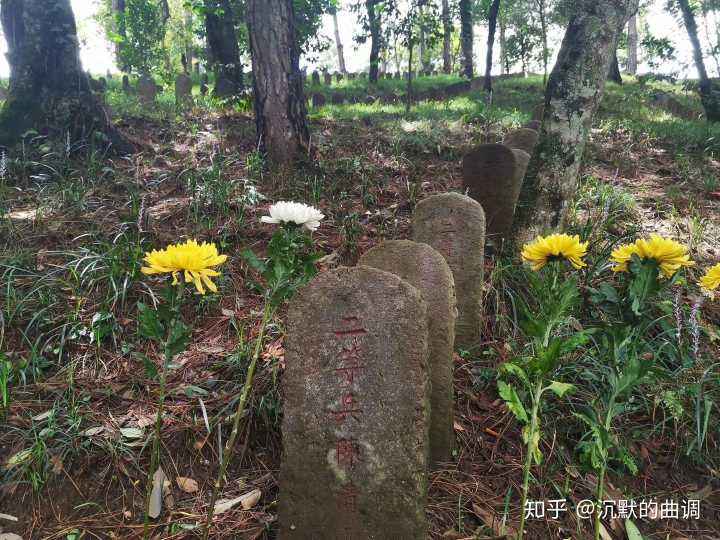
459, 0, 474, 78
442, 0, 452, 73
0, 0, 133, 154
627, 14, 638, 75
512, 0, 639, 243
609, 51, 623, 83
677, 0, 720, 122
484, 0, 501, 92
205, 0, 243, 98
331, 10, 347, 74
367, 0, 381, 83
112, 0, 128, 72
247, 0, 309, 166
537, 0, 548, 85
499, 17, 507, 75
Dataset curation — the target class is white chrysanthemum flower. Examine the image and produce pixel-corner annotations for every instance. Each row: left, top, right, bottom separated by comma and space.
260, 201, 325, 231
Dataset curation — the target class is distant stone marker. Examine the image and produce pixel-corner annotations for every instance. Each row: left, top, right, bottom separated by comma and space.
311, 93, 326, 108
174, 73, 193, 107
279, 266, 429, 539
138, 75, 158, 104
503, 128, 539, 155
532, 103, 545, 121
331, 92, 345, 105
523, 119, 541, 131
335, 72, 344, 83
462, 143, 519, 242
511, 148, 531, 197
312, 70, 320, 85
122, 74, 131, 94
323, 72, 332, 85
200, 74, 209, 96
359, 241, 456, 467
413, 193, 485, 350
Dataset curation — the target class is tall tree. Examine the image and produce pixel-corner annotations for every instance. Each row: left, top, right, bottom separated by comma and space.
0, 0, 133, 153
627, 13, 638, 74
484, 0, 502, 91
499, 14, 507, 74
459, 0, 474, 77
331, 6, 347, 73
111, 0, 128, 71
675, 0, 720, 121
512, 0, 638, 242
534, 0, 549, 84
204, 0, 244, 97
442, 0, 452, 73
247, 0, 310, 165
366, 0, 383, 82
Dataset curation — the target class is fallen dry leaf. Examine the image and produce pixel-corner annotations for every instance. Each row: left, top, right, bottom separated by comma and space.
176, 476, 199, 493
148, 467, 166, 519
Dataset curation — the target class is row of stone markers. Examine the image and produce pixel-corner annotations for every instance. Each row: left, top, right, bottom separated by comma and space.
278, 191, 492, 538
278, 107, 543, 538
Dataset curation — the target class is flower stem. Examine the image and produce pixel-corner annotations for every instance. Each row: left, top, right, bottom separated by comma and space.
594, 396, 615, 540
517, 379, 543, 540
202, 302, 273, 539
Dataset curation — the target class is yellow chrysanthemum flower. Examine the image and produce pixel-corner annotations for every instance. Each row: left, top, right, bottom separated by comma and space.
141, 240, 227, 295
700, 263, 720, 292
610, 235, 694, 278
521, 233, 589, 271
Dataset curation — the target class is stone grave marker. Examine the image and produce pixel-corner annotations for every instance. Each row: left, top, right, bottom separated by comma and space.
311, 93, 326, 108
503, 128, 539, 156
511, 148, 531, 198
335, 72, 344, 83
312, 70, 320, 85
279, 266, 429, 539
461, 143, 519, 242
122, 74, 131, 94
412, 193, 485, 350
359, 241, 456, 467
532, 102, 544, 121
523, 119, 541, 131
138, 75, 158, 104
331, 92, 345, 105
200, 74, 209, 96
324, 72, 332, 85
175, 73, 193, 107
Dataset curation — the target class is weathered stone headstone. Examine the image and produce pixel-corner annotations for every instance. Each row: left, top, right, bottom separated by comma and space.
413, 193, 485, 350
511, 148, 531, 198
138, 75, 158, 104
311, 93, 327, 108
394, 72, 401, 80
312, 70, 320, 85
122, 74, 130, 94
335, 72, 344, 83
98, 77, 107, 92
324, 72, 332, 85
359, 241, 456, 467
364, 95, 376, 105
503, 128, 539, 156
461, 143, 519, 242
523, 119, 541, 131
532, 103, 544, 121
175, 73, 193, 107
331, 92, 345, 105
279, 266, 429, 539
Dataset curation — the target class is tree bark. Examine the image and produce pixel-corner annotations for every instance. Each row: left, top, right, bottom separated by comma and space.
247, 0, 309, 166
499, 16, 507, 75
442, 0, 452, 73
0, 0, 133, 154
536, 0, 548, 85
627, 14, 638, 75
459, 0, 474, 78
609, 51, 623, 83
367, 0, 382, 83
676, 0, 720, 122
331, 9, 347, 74
512, 0, 639, 243
111, 0, 127, 71
205, 0, 243, 98
484, 0, 502, 92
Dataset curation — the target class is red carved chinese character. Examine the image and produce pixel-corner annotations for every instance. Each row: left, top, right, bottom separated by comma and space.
329, 393, 363, 424
336, 438, 361, 469
335, 338, 365, 385
333, 317, 368, 337
337, 483, 360, 513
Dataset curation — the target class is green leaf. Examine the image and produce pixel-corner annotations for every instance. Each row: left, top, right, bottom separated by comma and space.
241, 249, 266, 273
498, 361, 530, 389
497, 381, 528, 424
547, 380, 575, 398
137, 303, 164, 341
625, 519, 645, 540
136, 353, 158, 380
165, 320, 190, 360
